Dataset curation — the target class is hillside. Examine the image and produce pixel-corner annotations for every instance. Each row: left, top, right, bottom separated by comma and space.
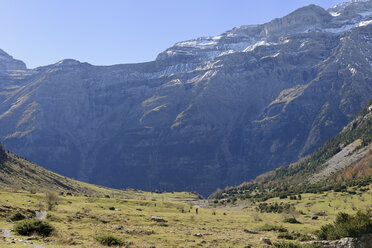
1, 1, 372, 195
0, 143, 200, 201
210, 99, 372, 201
0, 144, 371, 247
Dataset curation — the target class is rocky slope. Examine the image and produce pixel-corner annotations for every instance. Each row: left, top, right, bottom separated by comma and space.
241, 99, 372, 191
1, 1, 372, 195
209, 99, 372, 201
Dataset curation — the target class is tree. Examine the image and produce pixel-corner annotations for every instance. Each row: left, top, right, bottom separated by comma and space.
0, 143, 6, 163
45, 191, 59, 211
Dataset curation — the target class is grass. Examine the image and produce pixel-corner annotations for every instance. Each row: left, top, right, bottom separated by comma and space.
0, 184, 370, 247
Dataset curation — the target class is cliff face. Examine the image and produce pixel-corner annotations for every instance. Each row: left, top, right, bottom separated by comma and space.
1, 1, 372, 195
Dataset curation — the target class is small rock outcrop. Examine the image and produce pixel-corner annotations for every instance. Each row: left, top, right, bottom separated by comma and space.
151, 216, 167, 223
307, 234, 372, 248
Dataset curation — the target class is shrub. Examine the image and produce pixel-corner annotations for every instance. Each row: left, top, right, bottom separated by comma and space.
283, 217, 301, 224
256, 202, 292, 213
278, 232, 313, 241
278, 232, 298, 240
45, 191, 59, 211
258, 224, 288, 232
14, 219, 54, 236
273, 242, 321, 248
317, 211, 372, 240
95, 234, 124, 246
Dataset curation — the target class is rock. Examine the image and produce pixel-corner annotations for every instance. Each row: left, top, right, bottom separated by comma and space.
312, 216, 318, 220
0, 207, 8, 212
260, 237, 272, 245
104, 195, 110, 198
10, 212, 26, 221
151, 216, 167, 222
136, 208, 142, 211
307, 234, 372, 248
0, 49, 27, 71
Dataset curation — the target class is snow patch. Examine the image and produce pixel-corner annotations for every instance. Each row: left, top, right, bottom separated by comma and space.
349, 67, 357, 75
359, 19, 372, 26
330, 11, 341, 17
244, 41, 276, 52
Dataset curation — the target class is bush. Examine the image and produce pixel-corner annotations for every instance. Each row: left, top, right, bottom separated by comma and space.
273, 242, 321, 248
278, 232, 298, 240
283, 217, 301, 224
45, 191, 59, 211
317, 211, 372, 240
278, 232, 313, 241
258, 224, 288, 232
95, 234, 124, 246
257, 202, 292, 213
14, 219, 54, 236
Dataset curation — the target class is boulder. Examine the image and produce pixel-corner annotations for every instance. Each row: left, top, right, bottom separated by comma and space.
151, 216, 167, 222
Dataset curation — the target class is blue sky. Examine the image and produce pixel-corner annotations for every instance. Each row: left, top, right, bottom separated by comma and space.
1, 0, 343, 68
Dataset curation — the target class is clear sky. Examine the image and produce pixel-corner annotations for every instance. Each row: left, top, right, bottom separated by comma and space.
1, 0, 343, 68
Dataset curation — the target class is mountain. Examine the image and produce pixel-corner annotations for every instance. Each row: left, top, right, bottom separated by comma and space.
0, 49, 26, 71
210, 99, 372, 200
1, 1, 372, 195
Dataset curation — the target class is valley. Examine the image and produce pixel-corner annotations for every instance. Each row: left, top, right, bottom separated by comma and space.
0, 186, 371, 248
1, 0, 372, 194
0, 1, 372, 247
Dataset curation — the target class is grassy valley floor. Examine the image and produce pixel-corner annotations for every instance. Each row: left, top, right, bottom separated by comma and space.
0, 185, 371, 248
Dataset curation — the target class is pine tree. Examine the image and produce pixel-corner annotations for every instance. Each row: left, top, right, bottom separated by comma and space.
0, 143, 7, 163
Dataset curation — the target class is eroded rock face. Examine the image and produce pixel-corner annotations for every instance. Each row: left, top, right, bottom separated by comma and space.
0, 1, 372, 195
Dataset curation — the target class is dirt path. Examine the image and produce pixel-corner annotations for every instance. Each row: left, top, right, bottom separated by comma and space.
1, 228, 47, 248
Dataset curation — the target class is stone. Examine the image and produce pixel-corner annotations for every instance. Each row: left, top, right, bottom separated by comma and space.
10, 212, 26, 221
259, 237, 272, 245
151, 216, 167, 222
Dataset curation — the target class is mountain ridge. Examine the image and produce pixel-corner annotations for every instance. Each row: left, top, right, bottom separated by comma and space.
1, 1, 372, 195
